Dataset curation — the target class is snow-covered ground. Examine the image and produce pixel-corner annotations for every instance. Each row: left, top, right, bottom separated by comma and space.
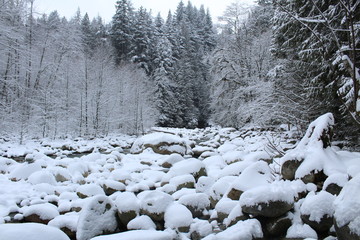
0, 113, 360, 240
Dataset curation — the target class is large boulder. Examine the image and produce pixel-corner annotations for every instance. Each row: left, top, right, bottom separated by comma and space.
239, 181, 298, 218
334, 175, 360, 240
76, 195, 118, 240
280, 113, 346, 187
130, 133, 188, 156
300, 191, 335, 233
21, 203, 59, 224
139, 190, 174, 223
115, 192, 140, 227
0, 223, 70, 240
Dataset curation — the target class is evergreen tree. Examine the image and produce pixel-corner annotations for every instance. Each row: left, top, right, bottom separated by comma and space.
111, 0, 134, 64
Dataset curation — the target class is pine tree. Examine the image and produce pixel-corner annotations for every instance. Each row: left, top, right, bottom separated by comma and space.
111, 0, 134, 64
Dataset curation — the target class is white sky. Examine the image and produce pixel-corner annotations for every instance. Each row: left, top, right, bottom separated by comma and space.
34, 0, 255, 23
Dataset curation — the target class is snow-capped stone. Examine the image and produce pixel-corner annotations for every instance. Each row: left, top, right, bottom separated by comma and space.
89, 230, 174, 240
130, 132, 188, 155
76, 195, 118, 240
334, 174, 360, 239
139, 190, 174, 222
21, 203, 59, 224
76, 184, 105, 199
178, 193, 210, 218
115, 192, 139, 226
0, 223, 70, 240
164, 203, 193, 232
300, 191, 335, 233
239, 181, 297, 218
127, 215, 156, 230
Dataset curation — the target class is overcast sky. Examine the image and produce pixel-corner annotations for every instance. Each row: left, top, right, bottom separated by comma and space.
34, 0, 255, 23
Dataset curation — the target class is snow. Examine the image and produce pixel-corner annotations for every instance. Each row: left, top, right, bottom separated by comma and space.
213, 219, 263, 240
178, 193, 210, 210
239, 180, 297, 207
76, 195, 118, 240
0, 223, 70, 240
76, 184, 105, 197
334, 174, 360, 235
164, 203, 193, 229
229, 161, 272, 193
89, 230, 174, 240
115, 192, 140, 213
130, 132, 187, 155
21, 203, 59, 220
1, 124, 360, 239
28, 170, 57, 185
139, 190, 174, 214
48, 212, 79, 232
169, 174, 195, 188
127, 215, 156, 230
300, 191, 335, 222
286, 223, 318, 239
9, 162, 42, 180
215, 198, 238, 215
323, 173, 348, 190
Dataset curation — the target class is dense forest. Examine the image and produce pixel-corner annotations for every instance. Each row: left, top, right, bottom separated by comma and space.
0, 0, 359, 147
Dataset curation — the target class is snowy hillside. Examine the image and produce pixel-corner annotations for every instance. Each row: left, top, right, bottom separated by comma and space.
0, 113, 360, 240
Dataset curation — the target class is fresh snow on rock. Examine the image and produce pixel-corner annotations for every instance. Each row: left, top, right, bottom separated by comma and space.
0, 223, 70, 240
300, 191, 335, 222
89, 230, 174, 240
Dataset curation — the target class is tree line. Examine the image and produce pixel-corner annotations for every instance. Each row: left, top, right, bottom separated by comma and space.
0, 0, 359, 146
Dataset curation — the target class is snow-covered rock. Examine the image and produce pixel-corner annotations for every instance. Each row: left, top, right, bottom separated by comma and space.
0, 223, 70, 240
76, 195, 118, 240
334, 174, 360, 239
300, 191, 335, 233
21, 203, 59, 224
89, 230, 174, 240
115, 192, 139, 227
127, 215, 156, 230
130, 132, 188, 155
164, 203, 193, 232
139, 190, 174, 222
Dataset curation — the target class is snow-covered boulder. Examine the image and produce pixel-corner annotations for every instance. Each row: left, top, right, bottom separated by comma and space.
280, 113, 345, 185
127, 215, 156, 230
76, 184, 105, 199
286, 223, 318, 239
209, 219, 263, 240
9, 162, 42, 181
101, 180, 126, 196
89, 230, 174, 240
224, 204, 248, 227
164, 203, 193, 232
214, 198, 238, 223
300, 191, 335, 233
239, 181, 297, 218
190, 219, 213, 240
323, 173, 348, 195
76, 195, 118, 240
169, 174, 195, 191
178, 193, 210, 218
21, 203, 59, 224
139, 190, 174, 222
48, 212, 79, 239
226, 161, 272, 200
28, 170, 57, 185
160, 153, 184, 168
130, 133, 188, 155
115, 192, 139, 227
0, 223, 70, 240
333, 175, 360, 239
